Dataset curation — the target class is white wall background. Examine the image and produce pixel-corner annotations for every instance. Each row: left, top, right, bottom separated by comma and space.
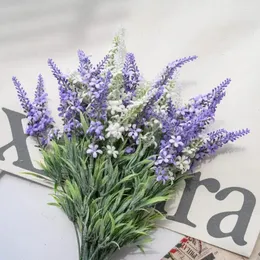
0, 0, 260, 259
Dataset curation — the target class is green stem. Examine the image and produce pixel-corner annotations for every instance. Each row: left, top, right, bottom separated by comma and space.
74, 223, 81, 259
36, 135, 44, 149
80, 243, 87, 260
79, 234, 85, 260
89, 245, 101, 260
80, 223, 89, 260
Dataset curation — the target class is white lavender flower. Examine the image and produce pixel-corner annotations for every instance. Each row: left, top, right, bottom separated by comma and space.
69, 71, 82, 83
168, 170, 176, 183
105, 122, 125, 139
175, 155, 191, 173
108, 100, 125, 115
106, 145, 119, 158
182, 147, 196, 157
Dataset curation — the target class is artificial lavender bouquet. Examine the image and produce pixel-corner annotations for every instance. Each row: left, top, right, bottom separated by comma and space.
13, 30, 249, 260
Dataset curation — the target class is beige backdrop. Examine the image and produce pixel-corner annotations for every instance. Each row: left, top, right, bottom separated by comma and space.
0, 0, 260, 259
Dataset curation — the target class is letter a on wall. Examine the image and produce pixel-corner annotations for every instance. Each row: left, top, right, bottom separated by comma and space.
160, 170, 259, 257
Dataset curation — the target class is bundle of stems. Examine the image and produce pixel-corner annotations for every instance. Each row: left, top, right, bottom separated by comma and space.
41, 136, 186, 260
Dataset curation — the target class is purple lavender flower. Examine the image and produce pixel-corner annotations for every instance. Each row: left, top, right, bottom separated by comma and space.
13, 75, 54, 146
136, 56, 196, 124
58, 88, 84, 135
34, 74, 45, 101
169, 135, 184, 148
137, 86, 164, 124
157, 98, 248, 174
167, 99, 177, 120
86, 143, 103, 158
27, 84, 54, 139
48, 60, 72, 109
48, 59, 70, 100
208, 78, 231, 112
87, 121, 104, 140
78, 51, 109, 87
63, 119, 82, 137
58, 89, 83, 118
88, 71, 112, 121
139, 57, 196, 123
181, 109, 213, 142
48, 129, 62, 141
12, 77, 32, 112
191, 78, 231, 115
95, 55, 109, 72
156, 102, 216, 170
155, 56, 197, 89
128, 124, 142, 140
159, 87, 221, 155
125, 147, 135, 154
196, 128, 250, 160
155, 149, 173, 165
123, 53, 140, 94
88, 77, 103, 98
161, 79, 231, 148
77, 50, 93, 81
48, 59, 69, 87
155, 167, 169, 184
39, 137, 49, 147
48, 58, 85, 136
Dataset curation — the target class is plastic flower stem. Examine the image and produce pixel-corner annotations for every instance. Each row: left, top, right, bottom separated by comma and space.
74, 223, 81, 258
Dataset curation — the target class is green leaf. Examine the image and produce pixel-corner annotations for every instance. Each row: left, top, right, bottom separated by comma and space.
80, 112, 89, 133
139, 196, 170, 208
109, 216, 116, 236
48, 202, 60, 207
21, 171, 50, 180
137, 245, 145, 254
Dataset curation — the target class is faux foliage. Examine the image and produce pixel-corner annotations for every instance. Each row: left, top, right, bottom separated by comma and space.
41, 135, 187, 259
